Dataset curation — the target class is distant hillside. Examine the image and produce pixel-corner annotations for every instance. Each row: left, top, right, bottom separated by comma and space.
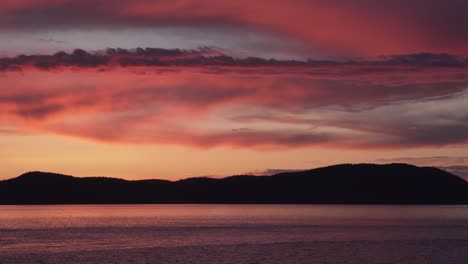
0, 163, 467, 204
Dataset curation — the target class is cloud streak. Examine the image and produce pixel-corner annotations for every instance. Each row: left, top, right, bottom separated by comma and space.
1, 48, 468, 149
2, 49, 468, 71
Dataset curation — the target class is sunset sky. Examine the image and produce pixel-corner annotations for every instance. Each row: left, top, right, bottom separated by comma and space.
1, 0, 468, 180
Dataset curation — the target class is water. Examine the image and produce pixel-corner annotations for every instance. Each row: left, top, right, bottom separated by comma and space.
0, 205, 467, 263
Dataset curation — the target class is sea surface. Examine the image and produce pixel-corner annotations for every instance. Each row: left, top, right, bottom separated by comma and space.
0, 205, 467, 264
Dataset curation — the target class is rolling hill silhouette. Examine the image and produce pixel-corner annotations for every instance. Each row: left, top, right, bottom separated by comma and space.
0, 163, 467, 204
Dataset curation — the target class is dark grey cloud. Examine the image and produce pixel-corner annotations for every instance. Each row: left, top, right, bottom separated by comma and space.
231, 89, 468, 148
1, 48, 468, 72
378, 53, 468, 67
245, 168, 301, 176
15, 103, 65, 119
189, 130, 336, 148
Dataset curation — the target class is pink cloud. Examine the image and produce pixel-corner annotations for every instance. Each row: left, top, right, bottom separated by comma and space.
1, 50, 468, 149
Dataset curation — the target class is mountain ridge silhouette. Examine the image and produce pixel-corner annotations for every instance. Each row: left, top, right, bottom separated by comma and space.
1, 163, 467, 204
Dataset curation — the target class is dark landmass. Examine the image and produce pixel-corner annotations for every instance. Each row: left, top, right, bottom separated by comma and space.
0, 163, 467, 204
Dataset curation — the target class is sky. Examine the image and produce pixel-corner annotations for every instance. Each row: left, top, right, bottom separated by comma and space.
1, 0, 468, 180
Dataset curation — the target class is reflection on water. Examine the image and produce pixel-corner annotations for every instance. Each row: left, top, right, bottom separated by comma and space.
2, 204, 468, 228
0, 205, 467, 263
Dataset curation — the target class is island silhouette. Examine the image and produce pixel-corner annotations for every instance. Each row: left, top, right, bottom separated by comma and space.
0, 163, 467, 204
